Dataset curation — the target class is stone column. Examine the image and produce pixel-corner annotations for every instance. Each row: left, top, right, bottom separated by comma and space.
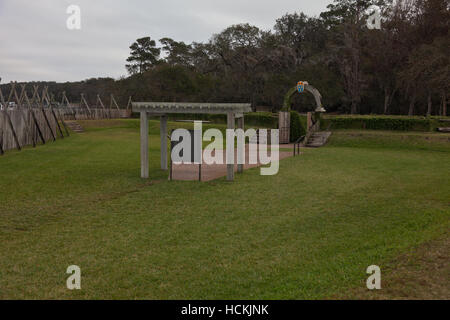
307, 112, 312, 133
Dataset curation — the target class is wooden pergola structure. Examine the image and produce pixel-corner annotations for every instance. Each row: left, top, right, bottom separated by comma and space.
132, 102, 252, 181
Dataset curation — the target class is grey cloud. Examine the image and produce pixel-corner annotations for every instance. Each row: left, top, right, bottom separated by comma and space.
0, 0, 331, 83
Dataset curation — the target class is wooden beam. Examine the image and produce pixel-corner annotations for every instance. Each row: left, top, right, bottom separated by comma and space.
44, 87, 64, 139
39, 88, 56, 142
160, 115, 168, 170
237, 116, 244, 174
132, 102, 252, 114
18, 84, 26, 106
97, 94, 108, 118
227, 112, 235, 181
140, 111, 149, 178
61, 91, 75, 118
111, 94, 120, 111
81, 94, 92, 114
0, 133, 3, 155
12, 82, 22, 107
126, 96, 132, 110
22, 84, 45, 145
30, 85, 41, 106
54, 94, 71, 137
0, 87, 5, 105
12, 83, 35, 146
0, 88, 4, 154
1, 84, 21, 150
28, 86, 46, 143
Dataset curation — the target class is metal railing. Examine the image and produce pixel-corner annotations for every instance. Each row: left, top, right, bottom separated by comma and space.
293, 117, 321, 156
293, 135, 305, 156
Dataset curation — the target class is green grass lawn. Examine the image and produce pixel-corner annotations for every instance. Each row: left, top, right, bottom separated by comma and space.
0, 120, 449, 299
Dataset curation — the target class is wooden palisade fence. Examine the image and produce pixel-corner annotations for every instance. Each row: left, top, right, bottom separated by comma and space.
0, 82, 131, 154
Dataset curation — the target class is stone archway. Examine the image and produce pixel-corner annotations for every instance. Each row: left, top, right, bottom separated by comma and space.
278, 81, 326, 144
283, 81, 326, 112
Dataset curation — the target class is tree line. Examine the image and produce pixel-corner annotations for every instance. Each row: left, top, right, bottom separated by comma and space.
3, 0, 448, 115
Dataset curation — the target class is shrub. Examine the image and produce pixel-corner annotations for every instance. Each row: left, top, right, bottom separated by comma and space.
245, 112, 278, 128
290, 111, 306, 142
320, 115, 438, 132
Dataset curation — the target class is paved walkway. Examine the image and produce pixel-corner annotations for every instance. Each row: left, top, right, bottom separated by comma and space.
171, 144, 296, 181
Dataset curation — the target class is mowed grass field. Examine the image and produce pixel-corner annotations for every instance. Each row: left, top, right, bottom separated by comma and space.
0, 119, 449, 299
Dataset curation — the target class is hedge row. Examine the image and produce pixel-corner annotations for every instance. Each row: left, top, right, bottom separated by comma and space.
321, 116, 442, 132
133, 112, 446, 133
245, 112, 279, 128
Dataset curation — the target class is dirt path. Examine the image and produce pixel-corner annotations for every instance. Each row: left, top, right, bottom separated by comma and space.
171, 144, 295, 181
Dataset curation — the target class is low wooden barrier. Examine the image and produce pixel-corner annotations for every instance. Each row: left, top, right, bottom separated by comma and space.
59, 108, 131, 120
0, 105, 131, 153
0, 108, 63, 152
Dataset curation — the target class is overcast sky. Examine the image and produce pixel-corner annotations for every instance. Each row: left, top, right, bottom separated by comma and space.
0, 0, 331, 83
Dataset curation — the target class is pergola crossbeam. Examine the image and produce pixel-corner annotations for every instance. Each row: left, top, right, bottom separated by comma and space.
132, 102, 251, 115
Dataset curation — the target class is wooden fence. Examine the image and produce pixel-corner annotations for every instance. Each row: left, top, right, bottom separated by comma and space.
59, 107, 131, 120
0, 108, 133, 153
278, 111, 290, 144
0, 108, 66, 152
0, 83, 133, 154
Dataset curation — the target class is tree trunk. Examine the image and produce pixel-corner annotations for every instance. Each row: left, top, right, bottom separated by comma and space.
384, 88, 390, 114
426, 93, 432, 116
350, 100, 358, 114
443, 91, 447, 116
408, 93, 416, 116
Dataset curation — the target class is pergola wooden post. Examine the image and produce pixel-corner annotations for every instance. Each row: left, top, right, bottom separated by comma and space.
236, 114, 245, 174
227, 112, 235, 181
160, 115, 168, 170
140, 111, 149, 179
133, 102, 252, 180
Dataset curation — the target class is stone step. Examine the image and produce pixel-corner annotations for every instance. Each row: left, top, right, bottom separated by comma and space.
65, 121, 84, 133
305, 131, 332, 147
